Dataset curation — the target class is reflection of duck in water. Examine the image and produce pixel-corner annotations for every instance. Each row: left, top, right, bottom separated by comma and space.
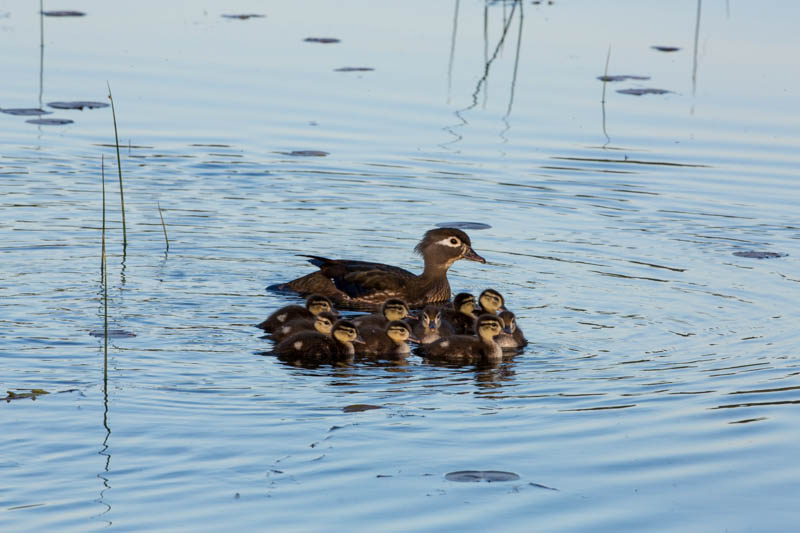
496, 310, 527, 350
273, 319, 362, 365
267, 311, 338, 342
352, 298, 410, 329
270, 228, 486, 309
440, 292, 477, 334
410, 304, 454, 344
257, 294, 334, 332
420, 314, 504, 364
356, 320, 416, 358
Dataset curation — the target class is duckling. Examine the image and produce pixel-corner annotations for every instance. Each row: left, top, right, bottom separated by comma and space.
420, 314, 505, 364
440, 292, 477, 334
269, 228, 486, 309
267, 311, 338, 342
257, 294, 334, 332
356, 320, 415, 358
410, 304, 454, 344
496, 310, 528, 350
273, 319, 362, 365
473, 288, 506, 316
352, 298, 410, 329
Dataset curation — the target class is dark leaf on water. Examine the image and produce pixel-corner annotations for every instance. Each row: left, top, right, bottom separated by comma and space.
435, 221, 492, 230
222, 14, 265, 20
89, 329, 136, 338
617, 88, 672, 96
41, 10, 85, 17
342, 404, 382, 413
334, 67, 375, 72
305, 37, 340, 44
2, 108, 52, 116
4, 389, 49, 402
733, 251, 788, 259
282, 150, 329, 157
48, 101, 109, 110
26, 118, 74, 125
597, 75, 651, 82
652, 45, 680, 52
445, 470, 520, 482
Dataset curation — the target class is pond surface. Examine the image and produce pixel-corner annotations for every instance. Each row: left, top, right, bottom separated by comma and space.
2, 1, 800, 531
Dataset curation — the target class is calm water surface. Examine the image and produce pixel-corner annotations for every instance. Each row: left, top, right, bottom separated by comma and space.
2, 1, 800, 531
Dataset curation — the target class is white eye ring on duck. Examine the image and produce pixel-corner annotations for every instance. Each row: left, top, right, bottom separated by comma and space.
436, 237, 462, 247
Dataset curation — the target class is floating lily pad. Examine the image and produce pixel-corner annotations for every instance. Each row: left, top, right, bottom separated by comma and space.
41, 10, 85, 17
47, 101, 109, 110
1, 108, 52, 116
334, 67, 375, 72
305, 37, 340, 44
445, 470, 520, 482
652, 45, 680, 52
221, 13, 265, 20
435, 221, 492, 230
617, 88, 672, 96
89, 328, 136, 338
597, 75, 651, 82
26, 118, 74, 125
282, 150, 329, 157
733, 251, 788, 259
343, 404, 382, 413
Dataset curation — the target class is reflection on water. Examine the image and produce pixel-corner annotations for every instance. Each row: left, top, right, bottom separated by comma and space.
2, 0, 800, 531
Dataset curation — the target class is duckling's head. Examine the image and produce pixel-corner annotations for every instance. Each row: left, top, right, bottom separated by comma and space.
453, 292, 476, 315
479, 289, 505, 315
475, 314, 504, 341
381, 298, 410, 322
498, 310, 516, 334
414, 228, 486, 269
420, 304, 442, 331
385, 320, 413, 344
306, 294, 334, 316
313, 311, 338, 335
332, 319, 362, 345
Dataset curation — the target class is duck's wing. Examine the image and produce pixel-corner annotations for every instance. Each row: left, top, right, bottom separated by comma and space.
300, 255, 414, 278
332, 268, 412, 299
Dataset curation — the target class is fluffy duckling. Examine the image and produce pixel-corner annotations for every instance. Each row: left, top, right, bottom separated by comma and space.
496, 310, 528, 350
356, 320, 415, 358
410, 304, 454, 344
352, 298, 410, 329
473, 288, 506, 316
273, 319, 362, 365
420, 314, 505, 364
257, 294, 334, 332
267, 311, 338, 342
440, 292, 477, 334
270, 228, 486, 309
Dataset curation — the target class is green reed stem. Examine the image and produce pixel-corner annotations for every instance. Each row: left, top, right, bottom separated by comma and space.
158, 202, 169, 252
101, 156, 108, 382
107, 82, 127, 249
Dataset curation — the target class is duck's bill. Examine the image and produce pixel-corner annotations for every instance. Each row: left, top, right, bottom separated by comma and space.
464, 247, 486, 264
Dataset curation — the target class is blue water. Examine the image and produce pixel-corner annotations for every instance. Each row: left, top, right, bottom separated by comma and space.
2, 1, 800, 531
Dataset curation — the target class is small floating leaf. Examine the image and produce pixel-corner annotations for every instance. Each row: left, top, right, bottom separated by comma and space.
282, 150, 329, 157
41, 10, 85, 17
342, 404, 382, 413
1, 108, 52, 116
221, 13, 265, 20
89, 329, 136, 338
617, 88, 672, 96
334, 67, 375, 72
26, 118, 74, 125
733, 251, 788, 259
47, 101, 109, 110
652, 45, 680, 52
304, 37, 340, 44
597, 75, 651, 82
445, 470, 520, 482
435, 221, 492, 230
3, 389, 50, 401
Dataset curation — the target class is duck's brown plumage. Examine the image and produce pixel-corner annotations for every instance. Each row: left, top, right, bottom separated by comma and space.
356, 320, 414, 358
269, 228, 486, 310
496, 310, 528, 349
273, 319, 360, 365
440, 292, 477, 335
420, 314, 504, 364
257, 294, 334, 332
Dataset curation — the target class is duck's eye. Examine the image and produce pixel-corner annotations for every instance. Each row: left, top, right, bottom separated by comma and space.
450, 238, 459, 245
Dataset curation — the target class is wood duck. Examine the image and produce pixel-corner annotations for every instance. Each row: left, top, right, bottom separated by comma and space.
440, 292, 477, 334
352, 298, 410, 329
496, 310, 528, 350
267, 311, 338, 342
257, 294, 334, 332
273, 319, 362, 365
269, 228, 486, 309
410, 304, 454, 344
473, 288, 505, 316
356, 320, 416, 358
419, 314, 504, 364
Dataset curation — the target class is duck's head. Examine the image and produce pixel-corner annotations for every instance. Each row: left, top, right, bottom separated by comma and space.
478, 289, 505, 315
453, 292, 476, 315
381, 298, 410, 322
415, 228, 486, 270
498, 310, 516, 334
385, 320, 414, 344
475, 314, 504, 341
306, 294, 334, 316
313, 311, 338, 335
332, 319, 363, 345
420, 304, 442, 331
